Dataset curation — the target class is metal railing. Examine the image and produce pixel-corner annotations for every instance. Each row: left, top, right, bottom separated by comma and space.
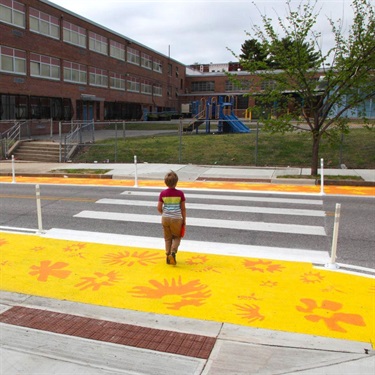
0, 120, 31, 159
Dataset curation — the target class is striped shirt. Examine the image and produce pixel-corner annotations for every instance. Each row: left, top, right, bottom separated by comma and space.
158, 188, 185, 219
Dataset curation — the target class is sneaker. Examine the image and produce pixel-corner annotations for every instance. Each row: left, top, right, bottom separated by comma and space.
168, 252, 176, 265
166, 255, 170, 264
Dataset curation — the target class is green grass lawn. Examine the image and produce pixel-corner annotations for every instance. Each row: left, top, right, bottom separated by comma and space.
73, 127, 375, 169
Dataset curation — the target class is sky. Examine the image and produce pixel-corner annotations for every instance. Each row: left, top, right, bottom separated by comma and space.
48, 0, 356, 65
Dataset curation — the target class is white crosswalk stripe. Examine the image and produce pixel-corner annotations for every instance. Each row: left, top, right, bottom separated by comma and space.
97, 198, 325, 217
72, 189, 329, 263
75, 210, 326, 235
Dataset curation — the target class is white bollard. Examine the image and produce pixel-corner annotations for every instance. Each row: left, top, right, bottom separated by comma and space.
134, 155, 138, 187
11, 155, 16, 183
325, 203, 341, 270
320, 158, 325, 195
35, 184, 44, 234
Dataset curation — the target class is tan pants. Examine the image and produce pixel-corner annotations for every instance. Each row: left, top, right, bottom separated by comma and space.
162, 216, 183, 255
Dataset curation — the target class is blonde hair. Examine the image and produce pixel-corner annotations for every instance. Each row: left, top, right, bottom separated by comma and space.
164, 170, 178, 188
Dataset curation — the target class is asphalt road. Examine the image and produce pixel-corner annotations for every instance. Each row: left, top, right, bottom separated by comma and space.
0, 183, 374, 270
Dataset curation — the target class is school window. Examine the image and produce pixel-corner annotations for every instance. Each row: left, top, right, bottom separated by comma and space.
30, 53, 60, 80
89, 31, 108, 55
191, 81, 215, 92
63, 21, 86, 48
141, 53, 152, 70
0, 0, 25, 28
63, 61, 87, 84
109, 40, 125, 61
89, 67, 108, 87
0, 45, 26, 75
29, 8, 59, 39
141, 80, 152, 95
153, 84, 162, 97
127, 47, 140, 65
225, 79, 251, 91
127, 76, 140, 92
153, 58, 162, 73
109, 72, 125, 91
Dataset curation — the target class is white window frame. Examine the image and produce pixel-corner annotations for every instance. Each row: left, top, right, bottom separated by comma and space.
89, 67, 108, 87
109, 40, 125, 61
141, 80, 152, 95
153, 58, 162, 73
0, 0, 25, 28
109, 72, 125, 91
63, 61, 87, 84
127, 47, 140, 65
0, 45, 26, 75
141, 53, 152, 70
127, 76, 140, 92
89, 32, 108, 55
29, 8, 59, 39
30, 53, 60, 80
63, 21, 86, 48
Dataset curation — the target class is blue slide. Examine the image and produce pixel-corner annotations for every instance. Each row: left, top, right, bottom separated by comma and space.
222, 114, 250, 133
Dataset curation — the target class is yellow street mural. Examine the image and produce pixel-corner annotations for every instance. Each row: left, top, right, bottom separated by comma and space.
1, 232, 374, 347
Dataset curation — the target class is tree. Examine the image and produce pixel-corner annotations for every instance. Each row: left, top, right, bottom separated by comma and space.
239, 39, 268, 63
233, 0, 375, 175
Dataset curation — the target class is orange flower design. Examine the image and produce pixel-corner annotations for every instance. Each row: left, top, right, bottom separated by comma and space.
0, 238, 8, 246
63, 243, 86, 258
29, 260, 71, 282
296, 298, 366, 332
185, 255, 220, 273
131, 276, 211, 310
75, 271, 122, 291
244, 259, 285, 273
235, 304, 265, 322
186, 255, 208, 265
300, 271, 324, 284
260, 280, 278, 287
102, 250, 162, 267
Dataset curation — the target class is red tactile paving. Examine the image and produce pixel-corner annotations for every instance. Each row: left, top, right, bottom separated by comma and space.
0, 306, 216, 359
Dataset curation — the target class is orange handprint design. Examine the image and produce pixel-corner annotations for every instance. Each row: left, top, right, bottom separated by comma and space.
235, 303, 265, 322
29, 260, 71, 282
131, 276, 211, 310
296, 298, 366, 332
0, 238, 9, 246
244, 259, 285, 273
102, 250, 162, 267
75, 271, 122, 291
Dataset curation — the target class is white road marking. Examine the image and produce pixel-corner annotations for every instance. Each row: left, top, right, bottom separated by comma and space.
44, 228, 330, 264
74, 211, 326, 236
97, 198, 325, 217
121, 191, 323, 205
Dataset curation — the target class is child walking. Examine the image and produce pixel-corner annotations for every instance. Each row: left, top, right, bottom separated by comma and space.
157, 171, 186, 265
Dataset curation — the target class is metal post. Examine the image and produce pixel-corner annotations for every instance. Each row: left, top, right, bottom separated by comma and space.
59, 121, 62, 163
115, 123, 118, 163
254, 121, 259, 166
50, 118, 53, 140
123, 121, 126, 139
179, 118, 182, 163
320, 158, 325, 195
134, 155, 138, 187
35, 184, 44, 234
325, 203, 341, 270
11, 155, 16, 183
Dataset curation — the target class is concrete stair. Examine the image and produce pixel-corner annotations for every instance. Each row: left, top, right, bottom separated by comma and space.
13, 141, 63, 162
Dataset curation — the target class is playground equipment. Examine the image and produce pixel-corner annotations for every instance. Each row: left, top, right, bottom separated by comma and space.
185, 96, 249, 133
